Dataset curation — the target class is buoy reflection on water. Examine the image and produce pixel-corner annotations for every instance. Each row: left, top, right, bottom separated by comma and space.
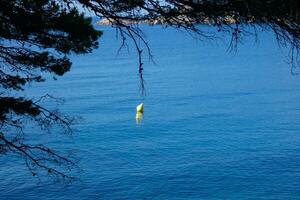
135, 112, 143, 124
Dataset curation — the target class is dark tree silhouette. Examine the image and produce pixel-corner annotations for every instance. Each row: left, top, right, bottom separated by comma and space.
0, 0, 101, 181
1, 0, 300, 181
81, 0, 299, 80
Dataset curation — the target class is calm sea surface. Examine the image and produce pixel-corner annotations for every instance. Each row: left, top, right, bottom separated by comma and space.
1, 26, 300, 199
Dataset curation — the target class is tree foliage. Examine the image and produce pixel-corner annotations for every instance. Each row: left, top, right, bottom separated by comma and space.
0, 0, 101, 181
81, 0, 299, 76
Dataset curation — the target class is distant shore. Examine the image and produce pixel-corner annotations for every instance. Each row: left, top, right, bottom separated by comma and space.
96, 16, 236, 26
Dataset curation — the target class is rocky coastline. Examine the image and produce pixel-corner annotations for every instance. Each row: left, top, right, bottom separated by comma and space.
96, 16, 236, 26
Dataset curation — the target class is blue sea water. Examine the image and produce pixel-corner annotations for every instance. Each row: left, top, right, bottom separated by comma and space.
1, 25, 300, 199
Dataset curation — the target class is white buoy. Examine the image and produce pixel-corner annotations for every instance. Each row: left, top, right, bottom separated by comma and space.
136, 103, 144, 124
136, 103, 144, 113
